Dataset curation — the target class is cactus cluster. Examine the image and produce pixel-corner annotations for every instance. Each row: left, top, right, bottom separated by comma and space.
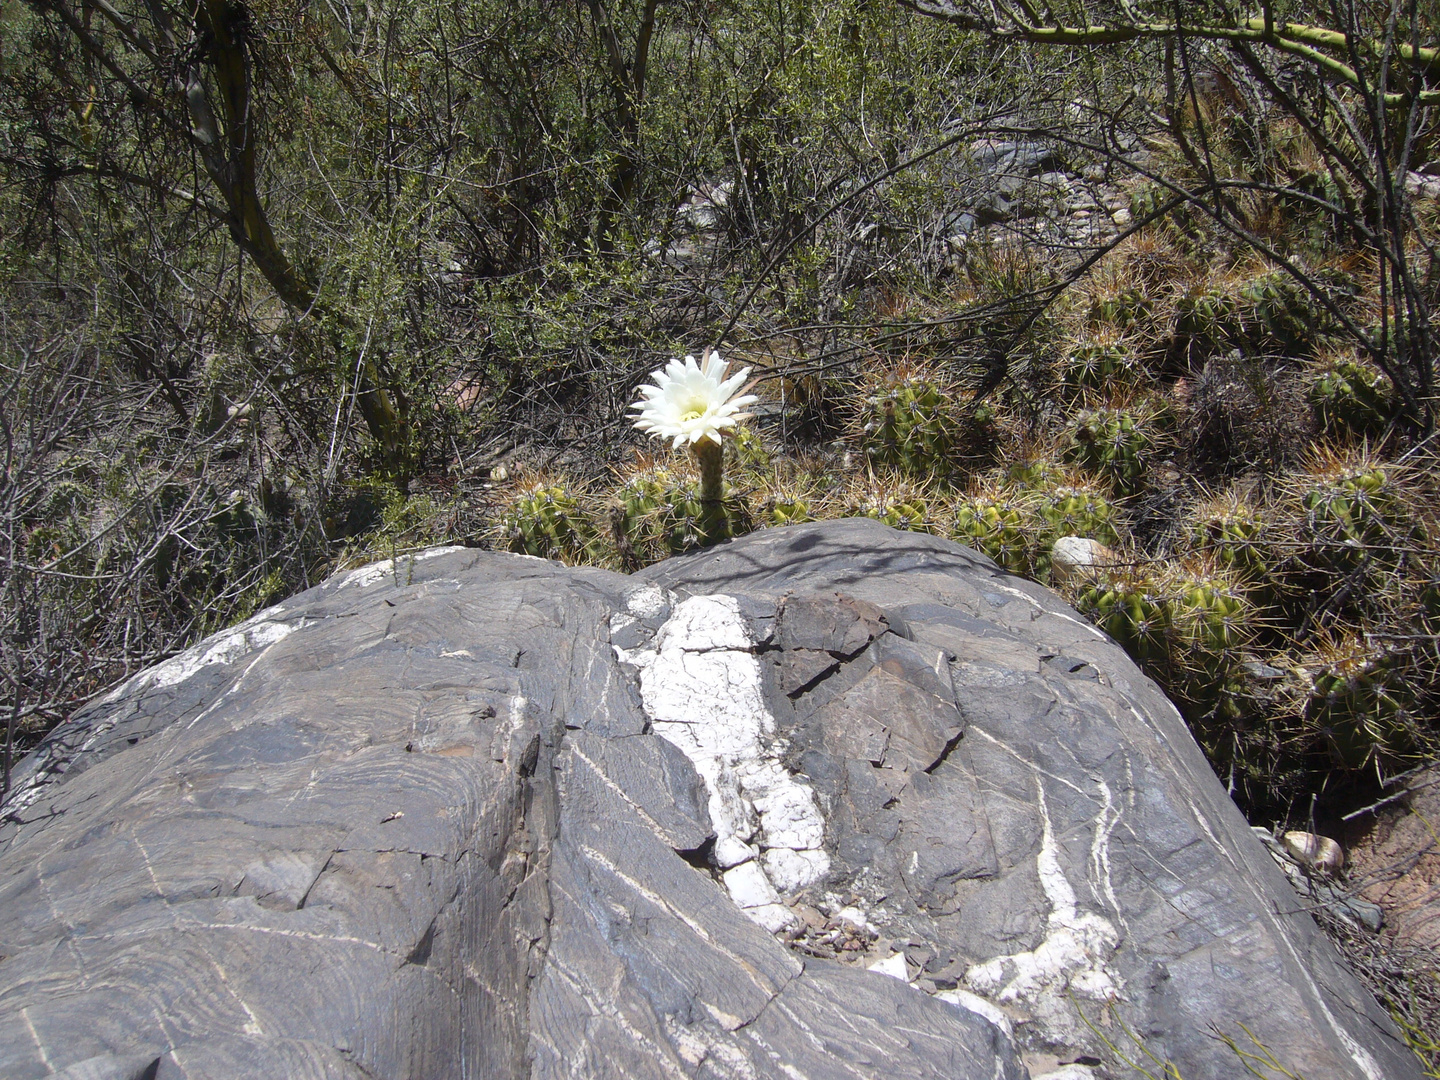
1073, 559, 1254, 717
1035, 481, 1122, 544
1005, 456, 1069, 493
1238, 271, 1321, 354
756, 471, 817, 528
1063, 407, 1155, 496
1174, 282, 1241, 350
842, 474, 932, 532
857, 369, 963, 478
761, 492, 814, 528
480, 263, 1436, 824
1087, 285, 1150, 329
951, 483, 1034, 574
1298, 636, 1423, 769
608, 467, 748, 565
1169, 563, 1251, 657
1060, 338, 1143, 397
1295, 454, 1423, 572
1076, 565, 1174, 668
1309, 355, 1395, 437
1179, 493, 1272, 579
501, 480, 600, 563
1176, 270, 1346, 358
945, 469, 1123, 580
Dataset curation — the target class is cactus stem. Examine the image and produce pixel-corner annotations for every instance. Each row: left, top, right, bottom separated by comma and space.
693, 436, 724, 503
692, 436, 727, 544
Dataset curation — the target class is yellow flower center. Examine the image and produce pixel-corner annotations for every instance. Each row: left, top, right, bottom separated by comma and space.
679, 400, 709, 422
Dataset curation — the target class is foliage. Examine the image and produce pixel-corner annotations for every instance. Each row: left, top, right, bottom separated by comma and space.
2, 0, 1438, 868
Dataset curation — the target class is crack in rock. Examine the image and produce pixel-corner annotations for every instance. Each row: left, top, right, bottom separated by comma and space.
614, 594, 829, 933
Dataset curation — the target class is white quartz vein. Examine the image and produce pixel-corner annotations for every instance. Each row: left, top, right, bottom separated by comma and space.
614, 594, 829, 929
965, 774, 1122, 1005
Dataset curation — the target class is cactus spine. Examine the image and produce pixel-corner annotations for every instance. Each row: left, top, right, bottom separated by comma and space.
1061, 339, 1142, 397
1035, 481, 1121, 546
842, 473, 933, 532
1299, 636, 1422, 770
1296, 454, 1423, 572
1181, 493, 1272, 580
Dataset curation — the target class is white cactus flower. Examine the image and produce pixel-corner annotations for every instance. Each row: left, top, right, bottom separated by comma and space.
630, 350, 758, 449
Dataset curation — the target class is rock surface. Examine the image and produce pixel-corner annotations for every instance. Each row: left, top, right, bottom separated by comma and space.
0, 521, 1421, 1079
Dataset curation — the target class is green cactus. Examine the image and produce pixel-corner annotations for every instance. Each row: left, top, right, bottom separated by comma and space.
858, 371, 962, 479
1075, 559, 1254, 721
843, 475, 932, 532
1035, 482, 1122, 545
1075, 566, 1173, 668
1128, 182, 1170, 228
1182, 496, 1272, 580
1299, 458, 1423, 570
608, 469, 752, 567
726, 424, 774, 479
612, 471, 690, 561
41, 480, 92, 519
1004, 457, 1068, 493
757, 477, 816, 528
1174, 283, 1242, 349
1238, 270, 1345, 356
1061, 340, 1142, 396
1301, 637, 1422, 770
762, 496, 814, 528
1168, 565, 1251, 657
951, 485, 1035, 574
1309, 356, 1396, 437
1177, 269, 1351, 357
1063, 407, 1156, 496
858, 495, 929, 531
1087, 286, 1150, 329
1170, 564, 1254, 721
502, 482, 600, 563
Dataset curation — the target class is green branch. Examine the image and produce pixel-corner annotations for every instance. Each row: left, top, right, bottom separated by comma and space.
897, 3, 1440, 106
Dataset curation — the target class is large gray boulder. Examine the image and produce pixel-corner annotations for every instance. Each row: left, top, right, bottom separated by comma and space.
0, 520, 1419, 1079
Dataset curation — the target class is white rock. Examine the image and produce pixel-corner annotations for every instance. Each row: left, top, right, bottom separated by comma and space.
937, 989, 1014, 1039
1049, 536, 1116, 587
751, 773, 827, 850
762, 848, 831, 892
724, 861, 779, 909
654, 593, 754, 652
625, 583, 671, 619
333, 545, 468, 590
965, 778, 1121, 1004
744, 903, 797, 933
1282, 830, 1344, 876
713, 837, 757, 869
867, 953, 909, 981
619, 592, 832, 918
